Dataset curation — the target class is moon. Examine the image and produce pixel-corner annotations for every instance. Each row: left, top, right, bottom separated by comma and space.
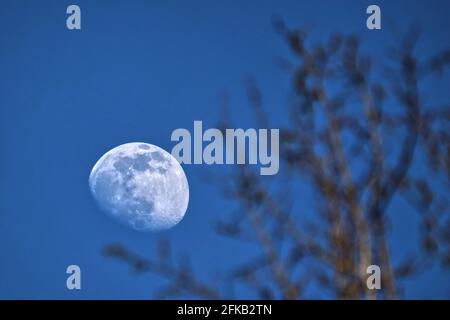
89, 142, 189, 231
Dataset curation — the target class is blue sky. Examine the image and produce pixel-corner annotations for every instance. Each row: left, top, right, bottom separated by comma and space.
0, 0, 449, 299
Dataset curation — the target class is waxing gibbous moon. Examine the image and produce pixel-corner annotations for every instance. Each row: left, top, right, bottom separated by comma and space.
89, 142, 189, 231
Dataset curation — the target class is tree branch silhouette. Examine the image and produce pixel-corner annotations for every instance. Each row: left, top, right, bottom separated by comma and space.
103, 20, 450, 299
